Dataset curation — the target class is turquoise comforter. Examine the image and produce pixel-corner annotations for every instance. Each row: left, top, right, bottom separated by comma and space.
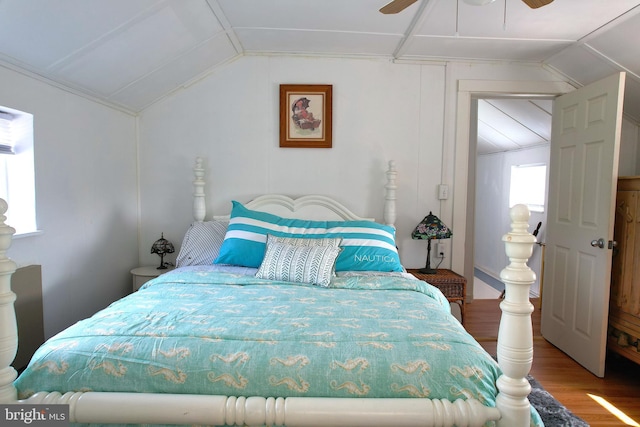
15, 267, 542, 426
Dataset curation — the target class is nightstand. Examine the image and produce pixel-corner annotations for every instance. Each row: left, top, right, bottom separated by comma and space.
130, 266, 174, 292
407, 269, 467, 324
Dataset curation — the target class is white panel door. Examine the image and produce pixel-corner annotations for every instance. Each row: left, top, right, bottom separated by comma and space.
541, 72, 626, 377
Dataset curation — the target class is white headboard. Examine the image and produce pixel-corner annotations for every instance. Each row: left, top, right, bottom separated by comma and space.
192, 158, 397, 227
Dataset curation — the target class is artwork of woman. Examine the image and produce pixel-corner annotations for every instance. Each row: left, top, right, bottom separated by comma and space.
291, 97, 321, 130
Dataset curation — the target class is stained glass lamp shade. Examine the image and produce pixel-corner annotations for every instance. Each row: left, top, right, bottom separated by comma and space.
411, 212, 452, 274
151, 233, 175, 269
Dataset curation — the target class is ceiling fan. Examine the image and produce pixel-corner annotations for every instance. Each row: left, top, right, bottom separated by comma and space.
379, 0, 553, 14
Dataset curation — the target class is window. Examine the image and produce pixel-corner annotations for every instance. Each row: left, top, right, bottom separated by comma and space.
509, 164, 547, 213
0, 105, 36, 235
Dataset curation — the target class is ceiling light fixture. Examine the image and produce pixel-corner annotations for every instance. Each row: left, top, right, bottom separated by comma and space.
456, 0, 506, 37
463, 0, 497, 5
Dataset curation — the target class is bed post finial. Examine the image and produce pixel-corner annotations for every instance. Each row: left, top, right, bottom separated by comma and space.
384, 160, 397, 227
495, 203, 536, 427
0, 198, 18, 403
193, 157, 206, 222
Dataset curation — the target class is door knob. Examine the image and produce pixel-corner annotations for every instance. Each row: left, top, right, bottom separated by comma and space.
590, 238, 617, 249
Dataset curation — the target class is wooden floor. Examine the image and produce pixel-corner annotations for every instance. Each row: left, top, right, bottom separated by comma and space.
466, 298, 640, 427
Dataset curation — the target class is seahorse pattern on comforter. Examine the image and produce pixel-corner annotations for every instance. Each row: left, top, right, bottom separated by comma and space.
15, 266, 543, 426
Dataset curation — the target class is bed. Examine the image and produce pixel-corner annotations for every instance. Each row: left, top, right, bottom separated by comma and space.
0, 159, 539, 427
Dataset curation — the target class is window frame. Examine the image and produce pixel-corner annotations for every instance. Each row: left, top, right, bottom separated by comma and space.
0, 105, 37, 236
509, 163, 547, 213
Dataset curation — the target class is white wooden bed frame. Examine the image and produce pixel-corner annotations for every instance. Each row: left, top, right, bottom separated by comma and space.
0, 158, 536, 427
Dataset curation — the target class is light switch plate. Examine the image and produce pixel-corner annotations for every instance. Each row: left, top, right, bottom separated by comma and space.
438, 184, 449, 200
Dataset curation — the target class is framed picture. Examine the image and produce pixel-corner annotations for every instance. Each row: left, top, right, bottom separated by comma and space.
280, 84, 332, 148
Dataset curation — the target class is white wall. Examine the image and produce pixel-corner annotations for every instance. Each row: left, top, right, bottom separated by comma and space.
0, 65, 139, 338
137, 56, 570, 273
137, 56, 446, 269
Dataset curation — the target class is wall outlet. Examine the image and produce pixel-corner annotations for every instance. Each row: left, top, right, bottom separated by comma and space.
435, 240, 448, 258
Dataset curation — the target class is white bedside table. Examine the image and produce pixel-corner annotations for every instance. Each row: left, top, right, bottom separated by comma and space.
130, 266, 174, 292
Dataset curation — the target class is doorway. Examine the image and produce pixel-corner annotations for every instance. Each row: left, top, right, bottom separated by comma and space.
455, 75, 632, 376
450, 80, 574, 301
473, 98, 552, 299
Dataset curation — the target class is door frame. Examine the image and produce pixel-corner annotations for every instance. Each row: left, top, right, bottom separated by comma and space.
452, 80, 575, 297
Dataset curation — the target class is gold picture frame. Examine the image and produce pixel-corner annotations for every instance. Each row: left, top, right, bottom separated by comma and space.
279, 84, 332, 148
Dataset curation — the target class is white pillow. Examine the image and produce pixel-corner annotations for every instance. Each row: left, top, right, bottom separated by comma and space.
268, 235, 342, 247
175, 221, 229, 267
255, 240, 342, 287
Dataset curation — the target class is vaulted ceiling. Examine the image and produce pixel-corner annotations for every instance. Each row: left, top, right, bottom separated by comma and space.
1, 0, 639, 154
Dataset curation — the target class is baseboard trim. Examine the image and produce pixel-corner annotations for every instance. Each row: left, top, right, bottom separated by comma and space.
473, 267, 504, 292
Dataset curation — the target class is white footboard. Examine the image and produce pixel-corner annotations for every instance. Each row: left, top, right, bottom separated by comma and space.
20, 391, 500, 427
0, 178, 537, 426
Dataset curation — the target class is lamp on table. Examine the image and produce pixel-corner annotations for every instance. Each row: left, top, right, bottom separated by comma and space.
411, 212, 452, 274
151, 233, 175, 269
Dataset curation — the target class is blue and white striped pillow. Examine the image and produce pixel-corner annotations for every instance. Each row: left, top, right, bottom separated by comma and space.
176, 221, 229, 267
214, 201, 403, 272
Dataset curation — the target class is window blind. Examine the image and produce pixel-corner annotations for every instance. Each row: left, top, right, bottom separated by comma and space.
0, 111, 15, 155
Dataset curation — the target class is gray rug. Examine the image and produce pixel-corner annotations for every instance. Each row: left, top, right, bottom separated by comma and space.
528, 374, 589, 426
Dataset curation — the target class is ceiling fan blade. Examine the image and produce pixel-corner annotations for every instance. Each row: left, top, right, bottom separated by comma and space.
379, 0, 418, 14
521, 0, 553, 8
